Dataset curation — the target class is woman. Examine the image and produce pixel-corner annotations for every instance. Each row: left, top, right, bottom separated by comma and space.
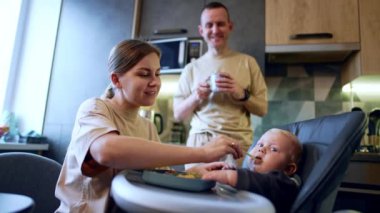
55, 39, 242, 212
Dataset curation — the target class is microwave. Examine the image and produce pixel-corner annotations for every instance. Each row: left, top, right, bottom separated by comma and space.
150, 37, 204, 74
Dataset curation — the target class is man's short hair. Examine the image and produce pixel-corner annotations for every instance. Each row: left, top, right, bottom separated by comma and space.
201, 1, 230, 21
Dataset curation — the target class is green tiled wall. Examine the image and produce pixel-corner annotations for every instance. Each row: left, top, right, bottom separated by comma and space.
252, 63, 380, 142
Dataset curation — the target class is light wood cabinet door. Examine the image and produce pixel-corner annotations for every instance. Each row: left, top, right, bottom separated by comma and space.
266, 0, 360, 45
359, 0, 380, 75
342, 0, 380, 84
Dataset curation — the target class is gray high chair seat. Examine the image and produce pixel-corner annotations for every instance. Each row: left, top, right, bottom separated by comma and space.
0, 152, 62, 213
243, 111, 367, 213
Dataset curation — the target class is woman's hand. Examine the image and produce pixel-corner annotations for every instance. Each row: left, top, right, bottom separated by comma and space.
186, 161, 227, 176
202, 170, 238, 187
200, 135, 243, 162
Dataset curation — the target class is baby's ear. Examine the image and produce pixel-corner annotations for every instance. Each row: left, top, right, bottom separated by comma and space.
284, 163, 297, 176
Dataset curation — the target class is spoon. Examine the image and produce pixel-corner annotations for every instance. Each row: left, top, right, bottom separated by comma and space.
246, 152, 254, 159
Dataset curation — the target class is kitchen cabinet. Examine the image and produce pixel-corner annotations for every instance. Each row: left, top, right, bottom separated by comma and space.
335, 153, 379, 212
342, 0, 380, 85
265, 0, 360, 63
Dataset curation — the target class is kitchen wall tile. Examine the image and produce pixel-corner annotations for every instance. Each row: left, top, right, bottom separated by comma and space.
287, 65, 308, 77
264, 63, 287, 77
287, 78, 314, 100
255, 63, 347, 144
276, 77, 314, 100
315, 101, 344, 117
265, 77, 282, 100
314, 76, 336, 101
251, 115, 263, 127
296, 102, 315, 121
265, 101, 307, 126
255, 61, 379, 146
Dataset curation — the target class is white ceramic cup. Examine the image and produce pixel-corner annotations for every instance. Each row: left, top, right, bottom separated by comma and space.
209, 73, 221, 92
224, 154, 237, 168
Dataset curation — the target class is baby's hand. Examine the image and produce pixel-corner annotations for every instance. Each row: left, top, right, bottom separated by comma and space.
186, 162, 227, 176
222, 164, 236, 170
202, 170, 238, 187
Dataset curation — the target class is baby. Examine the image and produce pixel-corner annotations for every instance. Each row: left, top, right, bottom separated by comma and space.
194, 128, 303, 213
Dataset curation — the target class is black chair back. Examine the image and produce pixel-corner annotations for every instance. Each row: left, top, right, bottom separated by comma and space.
0, 152, 62, 213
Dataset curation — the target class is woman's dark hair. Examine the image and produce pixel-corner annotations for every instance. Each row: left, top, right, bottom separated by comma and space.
201, 2, 230, 21
103, 39, 161, 99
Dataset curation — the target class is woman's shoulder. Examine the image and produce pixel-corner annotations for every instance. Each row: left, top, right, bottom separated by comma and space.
78, 97, 110, 114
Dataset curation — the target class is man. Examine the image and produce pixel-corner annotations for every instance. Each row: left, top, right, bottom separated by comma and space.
173, 2, 268, 168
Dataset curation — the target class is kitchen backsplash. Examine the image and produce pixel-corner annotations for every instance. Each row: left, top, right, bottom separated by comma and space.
253, 62, 380, 143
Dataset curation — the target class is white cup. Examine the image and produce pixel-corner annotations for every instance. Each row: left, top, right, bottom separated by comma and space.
209, 73, 221, 92
224, 154, 237, 168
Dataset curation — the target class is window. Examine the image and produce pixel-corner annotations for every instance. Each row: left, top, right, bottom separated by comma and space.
0, 0, 61, 134
0, 0, 22, 112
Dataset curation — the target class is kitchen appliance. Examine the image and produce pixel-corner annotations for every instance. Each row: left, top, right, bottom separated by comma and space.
368, 108, 380, 151
138, 108, 163, 134
149, 37, 204, 74
153, 97, 190, 144
170, 122, 186, 144
355, 107, 380, 153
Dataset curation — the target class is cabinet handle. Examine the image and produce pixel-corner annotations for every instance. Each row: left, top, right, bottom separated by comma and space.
289, 33, 333, 40
153, 28, 187, 35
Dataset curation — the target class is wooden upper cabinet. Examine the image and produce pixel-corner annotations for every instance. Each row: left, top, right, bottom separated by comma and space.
358, 0, 380, 75
266, 0, 360, 45
342, 0, 380, 84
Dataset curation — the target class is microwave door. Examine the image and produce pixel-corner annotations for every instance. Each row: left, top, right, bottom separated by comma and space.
188, 40, 203, 63
178, 40, 186, 68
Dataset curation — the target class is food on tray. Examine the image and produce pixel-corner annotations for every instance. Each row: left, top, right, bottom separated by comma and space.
161, 170, 201, 179
142, 169, 215, 192
176, 172, 200, 179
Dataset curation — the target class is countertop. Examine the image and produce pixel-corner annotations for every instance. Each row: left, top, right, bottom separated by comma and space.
342, 152, 380, 191
351, 152, 380, 163
0, 142, 49, 151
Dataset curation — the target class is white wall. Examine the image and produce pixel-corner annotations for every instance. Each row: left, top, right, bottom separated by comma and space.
10, 0, 61, 134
